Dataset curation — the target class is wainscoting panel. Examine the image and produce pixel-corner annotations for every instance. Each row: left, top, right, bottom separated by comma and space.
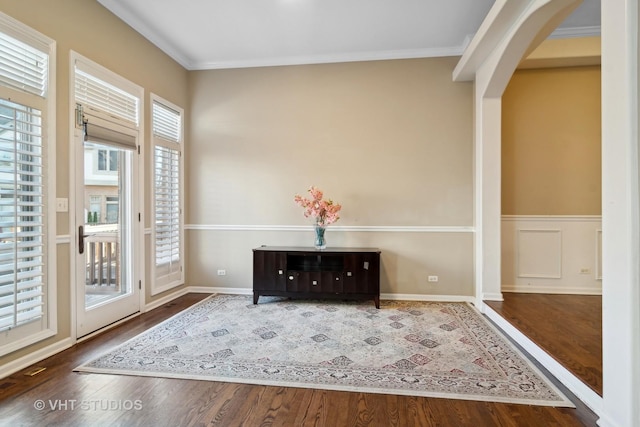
517, 229, 562, 279
502, 216, 602, 295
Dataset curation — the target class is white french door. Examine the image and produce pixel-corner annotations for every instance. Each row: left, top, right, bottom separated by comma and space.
75, 109, 140, 337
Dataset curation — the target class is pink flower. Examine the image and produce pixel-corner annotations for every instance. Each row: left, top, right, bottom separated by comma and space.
294, 186, 342, 226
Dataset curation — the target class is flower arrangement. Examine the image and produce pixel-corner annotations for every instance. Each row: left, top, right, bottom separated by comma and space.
294, 186, 342, 226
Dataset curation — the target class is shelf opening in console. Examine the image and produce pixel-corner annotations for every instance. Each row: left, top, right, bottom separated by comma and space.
286, 254, 344, 272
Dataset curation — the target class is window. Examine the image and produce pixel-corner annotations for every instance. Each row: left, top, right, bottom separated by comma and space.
0, 98, 44, 330
88, 195, 101, 223
0, 12, 56, 356
106, 196, 119, 223
151, 95, 183, 295
97, 149, 118, 171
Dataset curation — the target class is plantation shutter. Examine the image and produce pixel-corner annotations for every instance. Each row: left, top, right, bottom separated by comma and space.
154, 146, 180, 269
152, 101, 180, 143
0, 98, 44, 331
74, 69, 138, 127
0, 31, 48, 97
152, 99, 183, 292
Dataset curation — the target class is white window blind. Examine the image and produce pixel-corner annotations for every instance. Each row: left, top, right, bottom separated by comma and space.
0, 98, 45, 331
154, 145, 180, 270
0, 31, 48, 97
153, 101, 180, 143
152, 96, 183, 294
75, 69, 138, 126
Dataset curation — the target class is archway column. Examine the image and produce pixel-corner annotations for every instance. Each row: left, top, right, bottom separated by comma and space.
473, 93, 502, 306
455, 0, 584, 306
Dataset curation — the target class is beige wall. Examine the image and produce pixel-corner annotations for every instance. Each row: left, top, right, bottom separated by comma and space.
0, 0, 189, 365
502, 66, 602, 215
187, 58, 475, 296
189, 58, 472, 226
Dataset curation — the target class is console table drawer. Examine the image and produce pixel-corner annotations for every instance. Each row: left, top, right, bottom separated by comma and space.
286, 271, 343, 293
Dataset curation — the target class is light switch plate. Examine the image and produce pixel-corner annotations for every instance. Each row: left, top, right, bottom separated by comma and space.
56, 198, 68, 212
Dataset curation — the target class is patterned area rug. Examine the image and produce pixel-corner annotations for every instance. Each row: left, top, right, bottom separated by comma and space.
75, 294, 573, 407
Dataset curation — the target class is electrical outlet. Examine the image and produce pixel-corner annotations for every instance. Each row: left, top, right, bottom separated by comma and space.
428, 275, 439, 282
217, 269, 226, 276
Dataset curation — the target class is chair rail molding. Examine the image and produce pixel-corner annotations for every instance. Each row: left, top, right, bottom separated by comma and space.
185, 224, 474, 233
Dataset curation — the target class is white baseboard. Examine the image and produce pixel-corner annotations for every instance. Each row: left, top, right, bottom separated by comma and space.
0, 337, 74, 380
187, 286, 474, 303
482, 292, 504, 301
380, 293, 474, 303
502, 285, 602, 295
187, 286, 252, 295
483, 303, 603, 417
144, 287, 191, 312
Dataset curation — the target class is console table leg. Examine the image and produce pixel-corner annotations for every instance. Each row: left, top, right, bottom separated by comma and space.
253, 293, 259, 305
374, 296, 380, 309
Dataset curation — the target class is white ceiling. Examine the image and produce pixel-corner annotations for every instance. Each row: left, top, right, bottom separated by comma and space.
97, 0, 600, 70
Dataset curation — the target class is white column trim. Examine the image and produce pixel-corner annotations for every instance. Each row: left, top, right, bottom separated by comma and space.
600, 0, 640, 425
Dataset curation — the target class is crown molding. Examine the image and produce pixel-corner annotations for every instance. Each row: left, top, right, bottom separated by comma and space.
98, 0, 194, 69
548, 25, 601, 39
189, 46, 466, 71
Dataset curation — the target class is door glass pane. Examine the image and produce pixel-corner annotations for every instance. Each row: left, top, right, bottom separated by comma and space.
84, 141, 131, 309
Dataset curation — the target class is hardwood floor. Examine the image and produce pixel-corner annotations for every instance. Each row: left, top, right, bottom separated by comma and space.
0, 293, 598, 426
485, 293, 602, 396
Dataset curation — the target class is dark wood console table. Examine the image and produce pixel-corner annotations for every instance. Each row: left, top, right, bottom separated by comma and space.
252, 246, 381, 308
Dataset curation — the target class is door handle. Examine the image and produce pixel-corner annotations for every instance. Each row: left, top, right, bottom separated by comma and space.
79, 225, 98, 254
79, 225, 85, 254
78, 225, 94, 254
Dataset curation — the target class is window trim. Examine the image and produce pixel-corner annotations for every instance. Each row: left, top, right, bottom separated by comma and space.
150, 94, 184, 295
0, 12, 57, 357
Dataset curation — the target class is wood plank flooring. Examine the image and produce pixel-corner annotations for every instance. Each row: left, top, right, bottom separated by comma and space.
0, 293, 598, 426
485, 293, 602, 396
